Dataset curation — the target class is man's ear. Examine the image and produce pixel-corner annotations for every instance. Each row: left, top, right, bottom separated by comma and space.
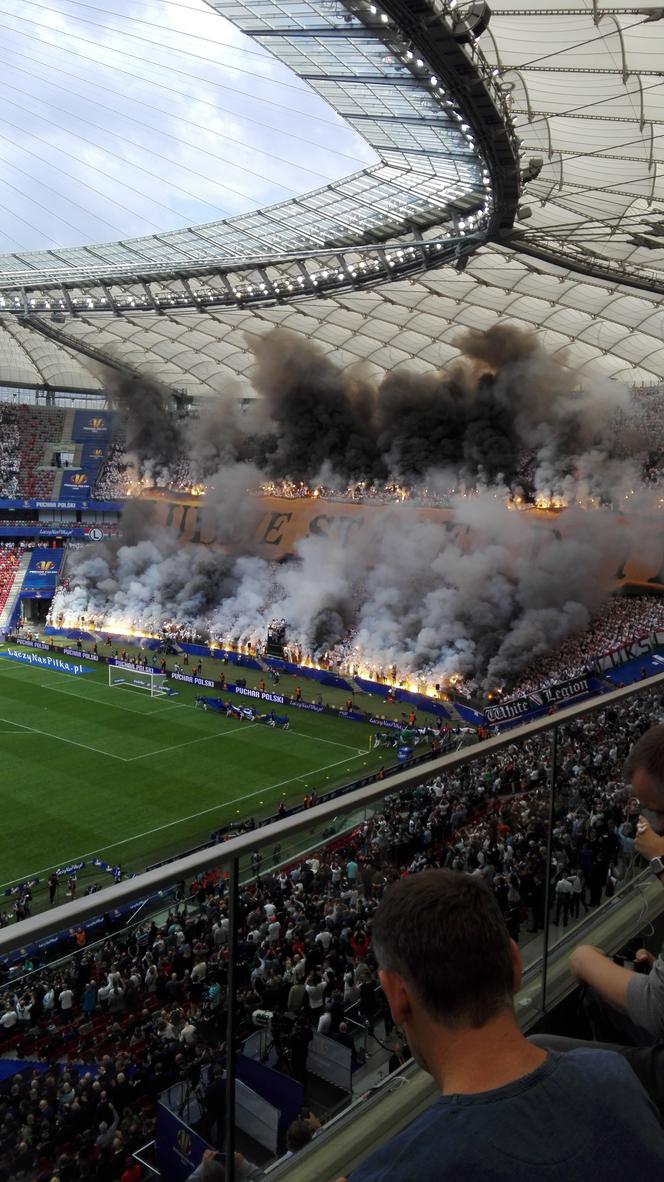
379, 968, 413, 1027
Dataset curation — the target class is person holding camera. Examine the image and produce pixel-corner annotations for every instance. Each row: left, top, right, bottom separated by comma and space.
531, 723, 664, 1113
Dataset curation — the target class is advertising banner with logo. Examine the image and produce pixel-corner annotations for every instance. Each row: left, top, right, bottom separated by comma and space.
21, 549, 64, 593
154, 1103, 211, 1182
80, 441, 107, 468
71, 411, 113, 442
60, 470, 91, 499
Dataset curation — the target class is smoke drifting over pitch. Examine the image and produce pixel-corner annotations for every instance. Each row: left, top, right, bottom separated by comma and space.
55, 326, 658, 689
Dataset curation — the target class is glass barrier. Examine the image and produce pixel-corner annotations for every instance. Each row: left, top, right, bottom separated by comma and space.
0, 676, 662, 1181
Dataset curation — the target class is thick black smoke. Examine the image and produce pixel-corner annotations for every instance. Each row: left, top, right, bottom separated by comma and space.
107, 325, 637, 498
248, 330, 383, 481
240, 325, 633, 493
109, 372, 183, 470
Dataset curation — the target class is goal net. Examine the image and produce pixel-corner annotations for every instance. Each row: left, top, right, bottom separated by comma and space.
108, 662, 169, 697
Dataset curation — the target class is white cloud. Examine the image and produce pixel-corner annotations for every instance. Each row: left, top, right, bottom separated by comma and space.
0, 0, 376, 252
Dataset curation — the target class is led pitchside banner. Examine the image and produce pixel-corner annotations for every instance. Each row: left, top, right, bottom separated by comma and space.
0, 649, 91, 676
226, 682, 286, 705
0, 527, 119, 539
485, 675, 597, 726
170, 670, 216, 689
0, 498, 122, 511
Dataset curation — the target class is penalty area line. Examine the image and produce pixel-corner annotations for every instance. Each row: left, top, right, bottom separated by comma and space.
0, 749, 370, 891
127, 723, 259, 761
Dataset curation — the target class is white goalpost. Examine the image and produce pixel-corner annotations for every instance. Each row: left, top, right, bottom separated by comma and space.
108, 662, 170, 697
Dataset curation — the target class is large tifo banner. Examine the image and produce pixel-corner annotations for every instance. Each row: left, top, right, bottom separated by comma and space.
592, 628, 664, 674
144, 492, 664, 595
485, 674, 602, 727
20, 548, 64, 595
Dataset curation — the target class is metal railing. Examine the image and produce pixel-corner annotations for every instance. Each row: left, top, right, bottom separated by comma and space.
1, 672, 662, 1180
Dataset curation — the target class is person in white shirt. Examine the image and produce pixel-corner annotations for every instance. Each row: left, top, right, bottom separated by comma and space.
59, 987, 74, 1013
191, 960, 208, 983
317, 1009, 333, 1035
0, 1007, 18, 1031
305, 973, 325, 1025
316, 929, 333, 953
554, 876, 574, 927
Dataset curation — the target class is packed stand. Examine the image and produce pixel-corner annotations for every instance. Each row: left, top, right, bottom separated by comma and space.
93, 444, 130, 500
0, 683, 659, 1180
94, 447, 198, 500
507, 595, 664, 698
0, 543, 24, 619
0, 406, 20, 498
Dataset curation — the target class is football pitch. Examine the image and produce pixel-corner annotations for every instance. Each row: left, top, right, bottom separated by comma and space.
0, 647, 386, 892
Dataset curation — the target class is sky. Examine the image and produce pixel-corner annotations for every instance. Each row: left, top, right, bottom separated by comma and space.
0, 0, 376, 254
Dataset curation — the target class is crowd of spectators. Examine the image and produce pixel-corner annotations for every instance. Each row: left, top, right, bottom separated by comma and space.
92, 445, 129, 501
93, 448, 199, 500
0, 406, 21, 499
508, 595, 664, 698
87, 385, 664, 507
0, 681, 660, 1180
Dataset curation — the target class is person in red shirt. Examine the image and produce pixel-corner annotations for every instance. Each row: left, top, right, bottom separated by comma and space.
350, 927, 370, 960
120, 1157, 142, 1182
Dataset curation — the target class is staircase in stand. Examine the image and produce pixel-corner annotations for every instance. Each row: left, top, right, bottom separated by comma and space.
0, 552, 32, 630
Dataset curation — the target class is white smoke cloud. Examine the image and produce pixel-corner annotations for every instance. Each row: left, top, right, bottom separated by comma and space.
52, 326, 661, 690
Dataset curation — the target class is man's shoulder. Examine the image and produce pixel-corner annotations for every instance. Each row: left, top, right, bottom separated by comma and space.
349, 1052, 664, 1181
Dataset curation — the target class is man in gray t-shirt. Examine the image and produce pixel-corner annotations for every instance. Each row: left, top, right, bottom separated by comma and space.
533, 723, 664, 1108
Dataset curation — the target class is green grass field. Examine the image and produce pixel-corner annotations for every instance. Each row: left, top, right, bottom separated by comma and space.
0, 643, 390, 896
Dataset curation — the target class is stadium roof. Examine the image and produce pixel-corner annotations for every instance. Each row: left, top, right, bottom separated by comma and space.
0, 0, 663, 393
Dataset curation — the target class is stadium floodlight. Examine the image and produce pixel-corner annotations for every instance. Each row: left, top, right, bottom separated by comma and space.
108, 662, 170, 698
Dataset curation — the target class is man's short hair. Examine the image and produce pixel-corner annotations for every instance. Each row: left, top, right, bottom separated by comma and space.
286, 1119, 313, 1152
370, 869, 514, 1029
624, 724, 664, 793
